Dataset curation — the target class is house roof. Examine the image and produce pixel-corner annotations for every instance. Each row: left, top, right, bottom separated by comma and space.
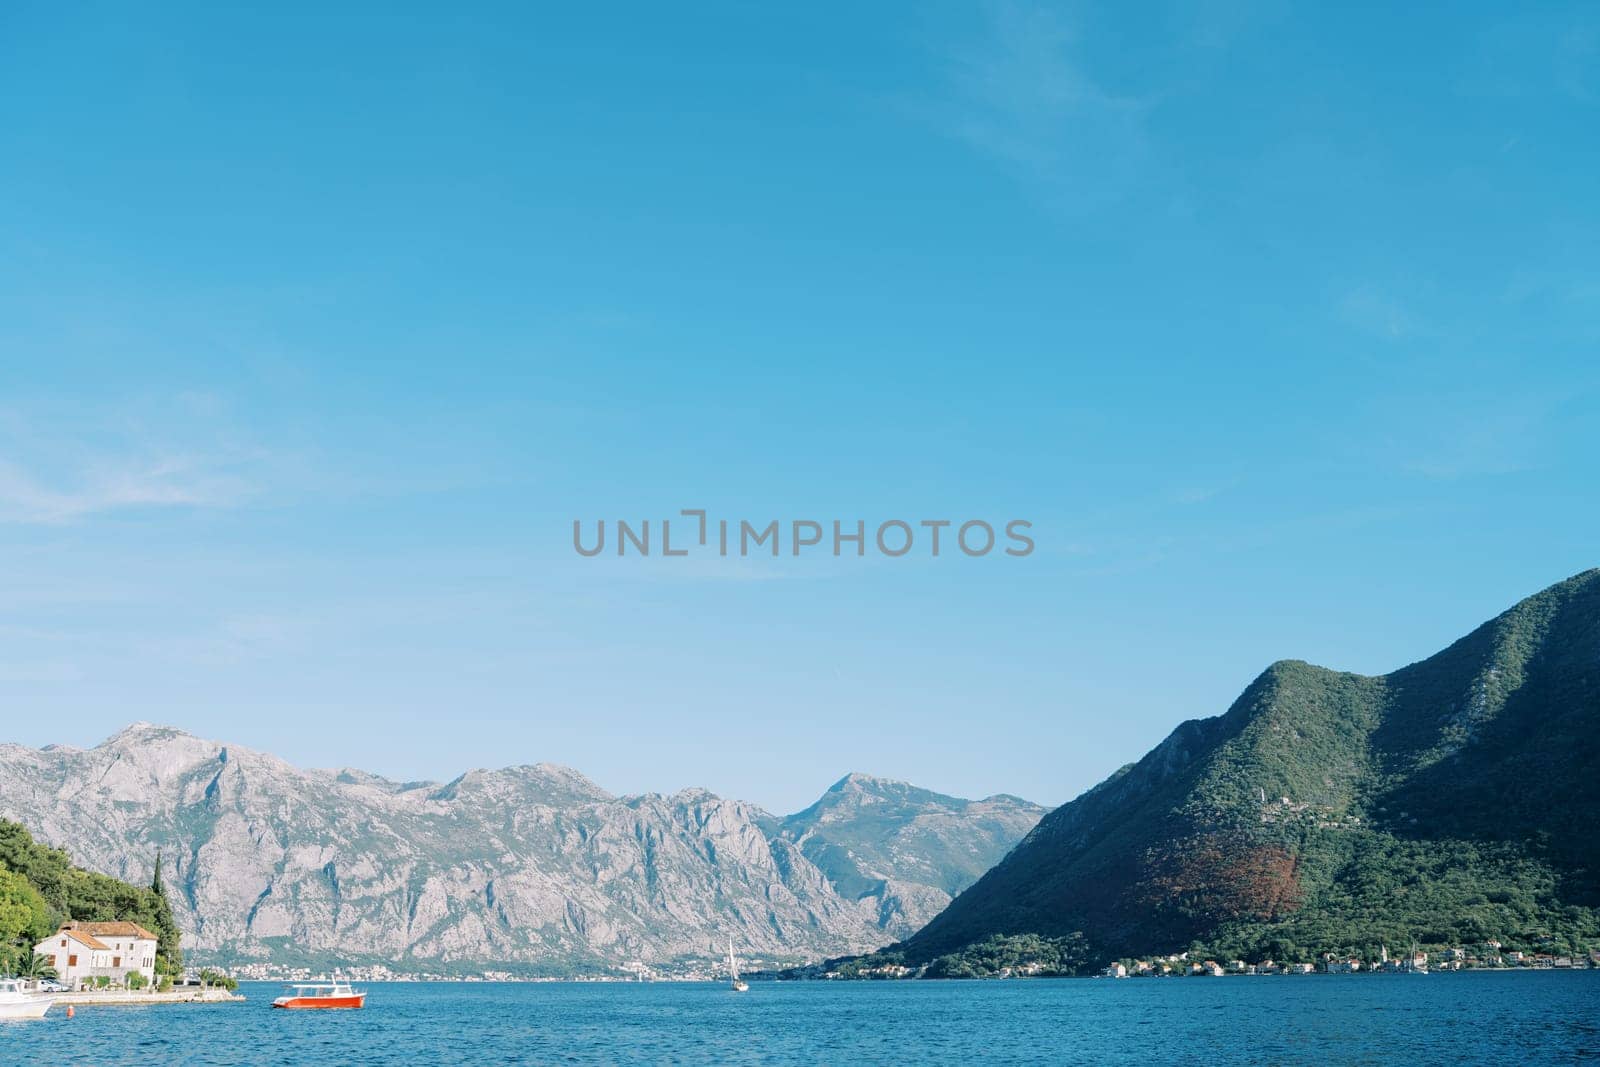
55, 929, 111, 951
64, 920, 160, 942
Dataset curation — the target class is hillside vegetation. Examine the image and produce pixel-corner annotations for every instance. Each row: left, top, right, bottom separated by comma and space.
0, 819, 182, 976
853, 569, 1600, 975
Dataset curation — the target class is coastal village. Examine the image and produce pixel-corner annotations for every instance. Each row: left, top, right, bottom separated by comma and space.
90, 944, 1600, 985
220, 953, 784, 985
20, 919, 1600, 988
832, 942, 1600, 981
1095, 943, 1600, 980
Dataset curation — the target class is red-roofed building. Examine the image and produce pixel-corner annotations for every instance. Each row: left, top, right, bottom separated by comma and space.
34, 921, 159, 989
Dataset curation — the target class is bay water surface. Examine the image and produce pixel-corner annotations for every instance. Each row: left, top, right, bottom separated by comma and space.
3, 971, 1597, 1065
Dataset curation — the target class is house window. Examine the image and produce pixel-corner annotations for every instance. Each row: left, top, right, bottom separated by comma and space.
68, 954, 78, 967
113, 956, 122, 968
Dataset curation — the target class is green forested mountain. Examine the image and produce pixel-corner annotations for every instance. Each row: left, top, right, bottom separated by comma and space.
871, 569, 1600, 974
0, 819, 182, 976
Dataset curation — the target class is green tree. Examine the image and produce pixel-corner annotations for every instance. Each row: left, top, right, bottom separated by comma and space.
146, 849, 183, 975
15, 951, 57, 980
198, 968, 238, 991
0, 821, 183, 975
0, 868, 55, 954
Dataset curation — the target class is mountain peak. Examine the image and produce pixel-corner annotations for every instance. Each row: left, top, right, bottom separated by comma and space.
1547, 566, 1599, 589
830, 771, 901, 792
1481, 566, 1599, 632
103, 720, 186, 743
807, 774, 1044, 821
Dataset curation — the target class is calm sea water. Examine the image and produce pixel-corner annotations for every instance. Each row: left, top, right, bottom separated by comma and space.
3, 972, 1597, 1065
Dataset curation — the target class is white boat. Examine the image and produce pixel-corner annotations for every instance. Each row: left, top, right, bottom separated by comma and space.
727, 940, 748, 993
0, 979, 55, 1020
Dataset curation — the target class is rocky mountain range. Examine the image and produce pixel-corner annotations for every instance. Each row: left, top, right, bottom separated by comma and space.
878, 568, 1600, 973
0, 726, 1041, 973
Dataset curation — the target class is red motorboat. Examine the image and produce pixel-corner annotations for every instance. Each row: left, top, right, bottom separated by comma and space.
272, 980, 367, 1009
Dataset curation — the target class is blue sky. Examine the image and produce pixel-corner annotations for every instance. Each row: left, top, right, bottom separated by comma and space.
1, 2, 1596, 813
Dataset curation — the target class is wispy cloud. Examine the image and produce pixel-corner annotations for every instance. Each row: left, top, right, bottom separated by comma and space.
1338, 286, 1427, 340
127, 612, 307, 667
0, 454, 252, 524
0, 393, 264, 524
914, 2, 1151, 209
1371, 392, 1553, 480
1399, 412, 1543, 480
1170, 485, 1225, 506
1559, 21, 1597, 101
0, 659, 82, 683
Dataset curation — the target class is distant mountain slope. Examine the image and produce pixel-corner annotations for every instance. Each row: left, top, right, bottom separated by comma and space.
776, 774, 1046, 932
0, 728, 1040, 973
891, 569, 1600, 971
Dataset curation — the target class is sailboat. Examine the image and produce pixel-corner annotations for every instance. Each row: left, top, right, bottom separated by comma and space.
1405, 942, 1429, 975
727, 939, 749, 992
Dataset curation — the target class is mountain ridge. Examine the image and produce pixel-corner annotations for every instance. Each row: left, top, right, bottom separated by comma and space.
0, 724, 1044, 973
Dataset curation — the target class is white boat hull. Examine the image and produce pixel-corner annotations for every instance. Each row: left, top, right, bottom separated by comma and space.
0, 995, 55, 1020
